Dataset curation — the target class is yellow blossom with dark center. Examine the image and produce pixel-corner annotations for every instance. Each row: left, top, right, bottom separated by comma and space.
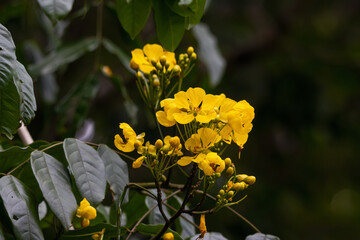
76, 198, 97, 228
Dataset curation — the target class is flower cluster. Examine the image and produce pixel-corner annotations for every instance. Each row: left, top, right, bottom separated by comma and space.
130, 44, 196, 110
156, 87, 255, 148
76, 198, 97, 228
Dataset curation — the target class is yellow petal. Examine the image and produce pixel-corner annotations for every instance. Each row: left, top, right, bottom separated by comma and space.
177, 156, 194, 166
174, 91, 189, 109
83, 206, 97, 220
173, 112, 194, 124
143, 44, 164, 61
186, 87, 205, 108
196, 110, 217, 123
156, 111, 176, 127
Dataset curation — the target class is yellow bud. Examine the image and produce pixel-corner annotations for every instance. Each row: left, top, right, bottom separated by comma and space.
130, 59, 139, 70
227, 191, 234, 198
236, 174, 248, 182
233, 182, 246, 191
151, 58, 157, 66
153, 79, 160, 87
161, 174, 167, 182
169, 136, 180, 148
101, 65, 113, 77
136, 71, 142, 79
187, 46, 194, 55
156, 62, 162, 70
82, 218, 90, 228
165, 61, 170, 69
226, 167, 234, 176
190, 52, 197, 60
133, 156, 145, 168
179, 54, 184, 61
219, 189, 225, 196
173, 65, 181, 73
160, 55, 167, 65
162, 145, 170, 154
163, 232, 174, 240
224, 158, 232, 168
244, 176, 256, 185
155, 139, 163, 149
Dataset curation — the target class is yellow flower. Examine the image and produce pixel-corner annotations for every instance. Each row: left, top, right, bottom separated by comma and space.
130, 44, 176, 74
133, 156, 145, 168
114, 123, 145, 152
163, 232, 174, 240
76, 198, 97, 228
185, 128, 221, 153
200, 214, 207, 238
172, 88, 221, 124
156, 99, 180, 127
198, 152, 225, 176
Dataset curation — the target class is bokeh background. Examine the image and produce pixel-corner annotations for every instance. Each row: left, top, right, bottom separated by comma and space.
1, 0, 360, 239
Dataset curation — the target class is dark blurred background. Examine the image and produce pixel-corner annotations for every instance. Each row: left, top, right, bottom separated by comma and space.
1, 0, 360, 239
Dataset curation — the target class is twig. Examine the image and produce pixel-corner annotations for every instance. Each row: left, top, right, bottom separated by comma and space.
125, 190, 181, 240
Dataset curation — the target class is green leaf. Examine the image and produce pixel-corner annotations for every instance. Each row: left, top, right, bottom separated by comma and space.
153, 0, 185, 51
166, 0, 198, 17
30, 151, 77, 229
122, 191, 148, 227
136, 223, 183, 240
37, 0, 74, 21
116, 0, 152, 39
102, 38, 131, 71
192, 23, 226, 86
0, 175, 44, 240
63, 138, 106, 205
186, 0, 206, 28
0, 146, 33, 173
245, 233, 281, 240
13, 61, 37, 125
0, 24, 20, 138
60, 223, 118, 240
97, 144, 129, 204
189, 232, 228, 240
28, 37, 99, 77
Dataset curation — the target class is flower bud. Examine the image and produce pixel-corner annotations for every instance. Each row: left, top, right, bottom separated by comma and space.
226, 167, 234, 176
82, 218, 90, 228
160, 55, 167, 65
233, 182, 246, 191
133, 156, 145, 168
161, 174, 167, 182
155, 139, 163, 149
165, 61, 170, 69
236, 174, 248, 182
244, 176, 256, 185
153, 78, 160, 87
163, 232, 174, 240
219, 189, 225, 196
187, 46, 194, 55
227, 191, 234, 198
156, 62, 163, 70
151, 58, 157, 66
162, 145, 170, 154
101, 65, 113, 77
224, 158, 232, 168
173, 65, 181, 73
169, 136, 180, 148
136, 71, 142, 79
190, 52, 197, 60
215, 172, 221, 178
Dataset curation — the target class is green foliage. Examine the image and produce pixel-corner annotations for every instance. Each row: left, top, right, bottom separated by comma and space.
0, 24, 36, 138
60, 223, 118, 240
0, 176, 44, 240
153, 0, 185, 51
36, 0, 74, 22
98, 144, 129, 204
30, 151, 77, 229
63, 138, 106, 205
116, 0, 152, 40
